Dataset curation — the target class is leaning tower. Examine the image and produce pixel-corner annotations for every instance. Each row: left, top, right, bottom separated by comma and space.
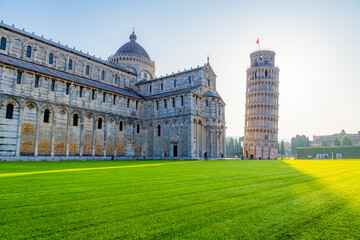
243, 50, 279, 159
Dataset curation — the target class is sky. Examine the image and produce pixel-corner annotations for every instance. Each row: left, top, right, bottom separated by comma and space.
0, 0, 359, 141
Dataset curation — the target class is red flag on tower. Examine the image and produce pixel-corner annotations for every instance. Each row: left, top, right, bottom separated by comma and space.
256, 38, 259, 44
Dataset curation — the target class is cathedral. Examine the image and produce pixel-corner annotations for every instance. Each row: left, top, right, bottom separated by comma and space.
0, 22, 226, 160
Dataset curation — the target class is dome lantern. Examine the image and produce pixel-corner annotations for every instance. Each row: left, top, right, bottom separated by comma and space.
129, 31, 137, 42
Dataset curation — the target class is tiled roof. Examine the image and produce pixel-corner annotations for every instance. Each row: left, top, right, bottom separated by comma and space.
0, 22, 136, 76
203, 90, 221, 98
137, 66, 204, 85
146, 86, 201, 100
0, 54, 145, 100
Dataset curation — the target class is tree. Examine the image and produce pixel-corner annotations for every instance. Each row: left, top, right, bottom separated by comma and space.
334, 138, 341, 146
226, 137, 235, 157
226, 137, 244, 157
321, 141, 328, 147
279, 140, 285, 156
341, 135, 353, 146
291, 135, 310, 156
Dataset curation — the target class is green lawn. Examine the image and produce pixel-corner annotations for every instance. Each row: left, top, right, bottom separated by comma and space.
1, 160, 360, 239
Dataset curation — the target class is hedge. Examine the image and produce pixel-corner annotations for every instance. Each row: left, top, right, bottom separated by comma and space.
296, 146, 360, 159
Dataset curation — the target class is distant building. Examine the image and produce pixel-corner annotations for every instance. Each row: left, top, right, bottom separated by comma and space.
311, 130, 359, 146
243, 50, 279, 159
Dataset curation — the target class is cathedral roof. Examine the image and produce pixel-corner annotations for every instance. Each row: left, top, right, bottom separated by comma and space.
114, 32, 150, 59
0, 22, 136, 76
0, 54, 144, 100
203, 90, 221, 98
146, 86, 201, 100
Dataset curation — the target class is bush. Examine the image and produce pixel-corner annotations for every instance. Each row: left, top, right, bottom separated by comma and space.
296, 146, 360, 159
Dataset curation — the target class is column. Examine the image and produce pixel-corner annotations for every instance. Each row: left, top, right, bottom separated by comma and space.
114, 122, 118, 157
202, 124, 206, 158
79, 116, 84, 156
169, 126, 173, 157
178, 120, 181, 158
210, 128, 213, 157
92, 118, 97, 156
0, 66, 4, 91
188, 121, 192, 158
103, 117, 107, 156
65, 113, 71, 156
50, 117, 56, 156
34, 107, 41, 156
8, 40, 13, 55
33, 49, 37, 62
55, 56, 58, 69
15, 102, 23, 157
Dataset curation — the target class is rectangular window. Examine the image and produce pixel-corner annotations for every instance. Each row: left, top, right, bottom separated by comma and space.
79, 86, 83, 98
49, 53, 53, 64
50, 80, 55, 91
16, 72, 22, 84
86, 65, 90, 76
26, 46, 31, 58
206, 100, 209, 106
149, 85, 152, 92
181, 96, 184, 106
172, 97, 175, 108
113, 96, 116, 105
156, 101, 159, 110
66, 83, 70, 95
127, 98, 130, 108
103, 93, 106, 103
101, 71, 105, 81
6, 104, 13, 119
164, 99, 167, 109
0, 37, 6, 50
208, 79, 211, 87
189, 76, 192, 84
68, 59, 73, 70
136, 101, 139, 110
34, 75, 39, 88
174, 80, 176, 87
92, 89, 95, 100
160, 82, 163, 90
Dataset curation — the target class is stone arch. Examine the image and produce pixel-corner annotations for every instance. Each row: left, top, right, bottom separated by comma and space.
35, 46, 46, 64
38, 105, 54, 155
23, 40, 35, 59
3, 97, 20, 108
20, 101, 38, 155
75, 59, 84, 76
57, 54, 66, 71
134, 121, 142, 156
95, 115, 105, 155
68, 110, 82, 155
12, 38, 23, 58
82, 112, 94, 155
0, 98, 20, 156
106, 117, 116, 155
126, 136, 135, 156
93, 66, 100, 80
116, 118, 125, 156
54, 108, 68, 155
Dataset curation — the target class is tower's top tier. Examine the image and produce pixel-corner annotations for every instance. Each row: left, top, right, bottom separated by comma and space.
250, 50, 275, 67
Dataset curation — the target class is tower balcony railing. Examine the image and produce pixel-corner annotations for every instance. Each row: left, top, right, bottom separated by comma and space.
246, 65, 279, 71
250, 48, 275, 54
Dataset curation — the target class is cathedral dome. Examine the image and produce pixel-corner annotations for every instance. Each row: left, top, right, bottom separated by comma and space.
114, 32, 150, 59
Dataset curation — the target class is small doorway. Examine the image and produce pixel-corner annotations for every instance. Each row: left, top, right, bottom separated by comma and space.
250, 154, 254, 160
173, 145, 178, 157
